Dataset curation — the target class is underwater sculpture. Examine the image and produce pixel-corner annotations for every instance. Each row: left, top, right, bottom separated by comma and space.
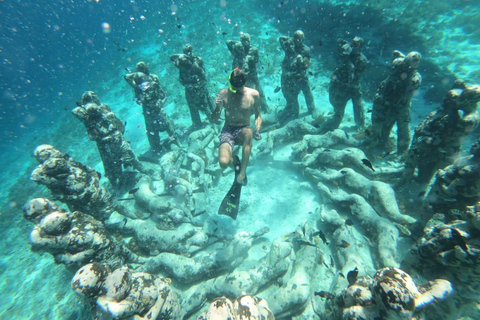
124, 61, 177, 157
404, 80, 480, 183
23, 198, 138, 269
72, 91, 148, 187
321, 36, 367, 134
370, 50, 422, 155
171, 44, 214, 130
402, 202, 480, 317
226, 33, 269, 113
325, 267, 452, 320
254, 116, 321, 158
426, 137, 480, 212
278, 30, 317, 124
30, 144, 113, 221
197, 294, 274, 320
291, 130, 415, 267
72, 263, 180, 319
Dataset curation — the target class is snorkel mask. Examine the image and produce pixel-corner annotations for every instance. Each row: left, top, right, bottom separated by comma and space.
229, 67, 239, 93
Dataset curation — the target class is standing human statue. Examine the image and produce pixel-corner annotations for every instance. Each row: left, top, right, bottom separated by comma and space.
170, 44, 213, 130
124, 62, 177, 157
370, 50, 422, 154
278, 30, 316, 124
72, 91, 148, 187
320, 36, 367, 134
226, 33, 269, 113
404, 80, 480, 183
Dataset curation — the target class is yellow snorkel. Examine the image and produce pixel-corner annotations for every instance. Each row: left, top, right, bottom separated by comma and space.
228, 67, 239, 93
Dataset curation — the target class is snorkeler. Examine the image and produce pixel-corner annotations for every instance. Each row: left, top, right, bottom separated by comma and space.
212, 68, 262, 219
211, 68, 262, 185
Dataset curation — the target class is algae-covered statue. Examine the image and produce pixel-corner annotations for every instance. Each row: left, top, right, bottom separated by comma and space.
30, 144, 113, 220
404, 80, 480, 183
124, 61, 177, 157
226, 33, 269, 113
370, 50, 422, 155
278, 30, 316, 124
72, 263, 180, 319
171, 44, 214, 130
72, 91, 148, 187
321, 36, 367, 134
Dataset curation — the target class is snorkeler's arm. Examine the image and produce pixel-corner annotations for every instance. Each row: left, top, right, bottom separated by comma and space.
253, 91, 262, 133
211, 91, 225, 123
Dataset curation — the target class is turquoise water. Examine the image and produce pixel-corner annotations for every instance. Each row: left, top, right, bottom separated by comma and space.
1, 0, 480, 319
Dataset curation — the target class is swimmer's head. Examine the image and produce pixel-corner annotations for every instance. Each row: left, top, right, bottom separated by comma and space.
229, 68, 247, 93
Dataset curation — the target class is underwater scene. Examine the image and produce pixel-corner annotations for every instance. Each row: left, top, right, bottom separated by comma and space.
2, 0, 480, 319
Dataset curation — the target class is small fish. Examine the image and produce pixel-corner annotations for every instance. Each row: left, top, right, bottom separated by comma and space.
339, 272, 345, 278
347, 266, 359, 285
176, 24, 182, 28
125, 67, 132, 73
128, 187, 139, 194
96, 171, 102, 180
274, 86, 282, 93
313, 230, 329, 245
295, 238, 317, 247
343, 130, 350, 139
124, 121, 127, 126
337, 240, 350, 248
314, 291, 334, 299
367, 109, 372, 113
211, 22, 217, 26
139, 81, 151, 92
266, 31, 269, 35
451, 228, 471, 256
418, 191, 426, 197
283, 232, 295, 238
345, 219, 354, 226
222, 31, 227, 36
123, 218, 128, 227
330, 255, 335, 268
308, 71, 314, 76
75, 101, 82, 106
361, 158, 375, 172
450, 209, 463, 218
393, 222, 411, 236
384, 150, 393, 157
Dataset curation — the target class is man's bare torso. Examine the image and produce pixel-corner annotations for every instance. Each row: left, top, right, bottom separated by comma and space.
218, 87, 258, 127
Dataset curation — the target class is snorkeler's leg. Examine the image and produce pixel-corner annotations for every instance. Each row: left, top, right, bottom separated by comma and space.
219, 142, 233, 169
237, 127, 253, 185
